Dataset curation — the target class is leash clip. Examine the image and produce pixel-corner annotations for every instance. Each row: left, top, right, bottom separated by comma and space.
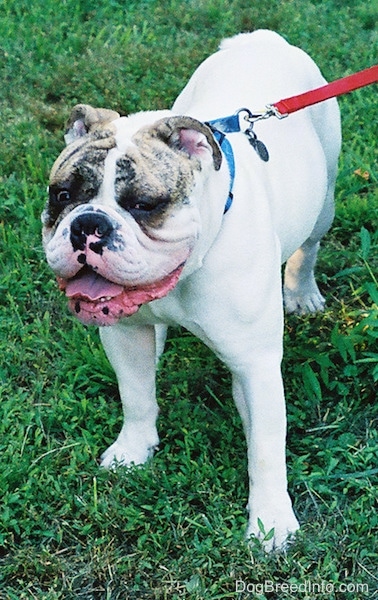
235, 109, 270, 162
236, 105, 288, 123
235, 106, 273, 125
264, 103, 289, 119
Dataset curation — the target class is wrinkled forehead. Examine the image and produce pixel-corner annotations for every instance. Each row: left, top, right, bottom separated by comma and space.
50, 114, 194, 209
50, 116, 194, 198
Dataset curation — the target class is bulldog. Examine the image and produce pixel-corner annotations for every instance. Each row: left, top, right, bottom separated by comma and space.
42, 30, 341, 551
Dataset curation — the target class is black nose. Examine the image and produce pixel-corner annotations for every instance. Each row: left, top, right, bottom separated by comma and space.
70, 212, 114, 254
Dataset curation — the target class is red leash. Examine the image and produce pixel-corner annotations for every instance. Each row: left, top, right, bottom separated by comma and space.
207, 65, 378, 169
269, 64, 378, 118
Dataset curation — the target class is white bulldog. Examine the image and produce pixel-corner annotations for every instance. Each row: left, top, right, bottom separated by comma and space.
42, 30, 341, 551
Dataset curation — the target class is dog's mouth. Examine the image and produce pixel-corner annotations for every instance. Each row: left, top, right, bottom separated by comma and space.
57, 264, 185, 326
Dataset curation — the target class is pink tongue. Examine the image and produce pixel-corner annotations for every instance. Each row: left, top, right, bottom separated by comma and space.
65, 270, 123, 301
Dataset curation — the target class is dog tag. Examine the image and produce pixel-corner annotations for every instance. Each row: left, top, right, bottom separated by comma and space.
253, 138, 269, 162
245, 128, 269, 162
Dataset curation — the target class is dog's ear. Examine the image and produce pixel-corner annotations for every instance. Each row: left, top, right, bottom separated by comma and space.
152, 116, 222, 171
64, 104, 120, 145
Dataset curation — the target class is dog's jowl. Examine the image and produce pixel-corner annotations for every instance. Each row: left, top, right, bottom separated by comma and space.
42, 30, 341, 551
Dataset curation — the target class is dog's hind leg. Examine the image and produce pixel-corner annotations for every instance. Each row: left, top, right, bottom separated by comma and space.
283, 177, 336, 315
284, 92, 341, 315
283, 238, 326, 314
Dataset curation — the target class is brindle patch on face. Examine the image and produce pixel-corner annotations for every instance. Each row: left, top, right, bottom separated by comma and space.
43, 129, 117, 232
114, 130, 196, 229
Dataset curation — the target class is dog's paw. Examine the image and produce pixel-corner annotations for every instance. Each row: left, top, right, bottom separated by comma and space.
246, 501, 300, 552
284, 282, 325, 315
100, 427, 159, 469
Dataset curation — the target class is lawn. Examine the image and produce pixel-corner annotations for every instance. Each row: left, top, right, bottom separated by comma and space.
0, 0, 377, 598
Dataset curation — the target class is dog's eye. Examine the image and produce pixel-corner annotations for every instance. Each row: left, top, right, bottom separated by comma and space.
120, 194, 169, 213
56, 190, 71, 203
131, 202, 155, 212
129, 198, 171, 215
49, 187, 72, 205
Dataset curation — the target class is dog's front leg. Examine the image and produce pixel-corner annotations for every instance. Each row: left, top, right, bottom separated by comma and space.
99, 323, 159, 468
233, 353, 299, 551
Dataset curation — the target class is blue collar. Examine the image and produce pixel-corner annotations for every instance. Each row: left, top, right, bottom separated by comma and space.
206, 110, 270, 213
209, 128, 235, 213
206, 116, 238, 214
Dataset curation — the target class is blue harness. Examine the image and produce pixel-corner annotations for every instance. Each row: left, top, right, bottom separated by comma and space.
206, 111, 269, 213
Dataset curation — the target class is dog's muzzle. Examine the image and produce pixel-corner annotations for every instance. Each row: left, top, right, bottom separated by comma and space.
53, 208, 186, 327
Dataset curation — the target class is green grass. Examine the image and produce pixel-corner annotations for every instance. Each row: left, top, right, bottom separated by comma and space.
0, 0, 377, 597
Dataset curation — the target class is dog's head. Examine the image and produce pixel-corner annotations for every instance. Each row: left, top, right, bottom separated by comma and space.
42, 104, 222, 326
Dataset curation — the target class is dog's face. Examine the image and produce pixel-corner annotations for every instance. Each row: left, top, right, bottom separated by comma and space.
42, 105, 221, 326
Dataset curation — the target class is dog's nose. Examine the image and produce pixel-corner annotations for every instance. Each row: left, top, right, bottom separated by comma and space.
70, 212, 114, 254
